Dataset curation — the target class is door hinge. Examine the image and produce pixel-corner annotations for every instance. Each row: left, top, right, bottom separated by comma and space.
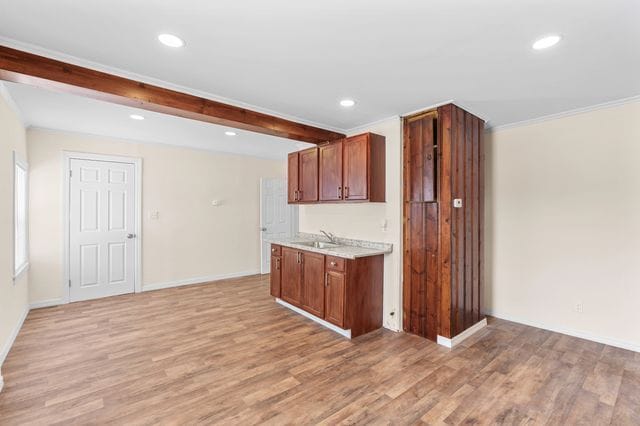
68, 279, 71, 287
69, 170, 73, 178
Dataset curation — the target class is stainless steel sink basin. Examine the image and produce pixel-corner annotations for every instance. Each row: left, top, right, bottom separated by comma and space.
293, 241, 342, 249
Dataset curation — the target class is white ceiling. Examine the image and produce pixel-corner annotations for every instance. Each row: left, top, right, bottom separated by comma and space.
0, 0, 638, 131
3, 82, 313, 159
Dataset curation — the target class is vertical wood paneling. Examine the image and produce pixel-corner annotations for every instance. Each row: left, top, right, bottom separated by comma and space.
424, 203, 439, 341
403, 112, 439, 339
409, 203, 426, 335
438, 105, 453, 339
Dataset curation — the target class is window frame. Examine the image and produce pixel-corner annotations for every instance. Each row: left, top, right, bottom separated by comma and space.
13, 151, 29, 281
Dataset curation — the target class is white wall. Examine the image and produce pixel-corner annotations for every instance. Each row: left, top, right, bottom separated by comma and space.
0, 87, 29, 380
485, 100, 640, 351
299, 117, 403, 331
27, 128, 285, 304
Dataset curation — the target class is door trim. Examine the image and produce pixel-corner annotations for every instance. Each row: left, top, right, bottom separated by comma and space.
259, 177, 298, 274
62, 151, 142, 304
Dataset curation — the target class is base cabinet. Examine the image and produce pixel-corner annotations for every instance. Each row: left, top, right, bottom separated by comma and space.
324, 270, 345, 328
281, 247, 302, 305
301, 251, 325, 318
271, 244, 383, 338
270, 255, 281, 298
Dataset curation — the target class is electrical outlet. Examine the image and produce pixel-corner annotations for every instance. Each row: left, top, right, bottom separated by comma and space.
575, 302, 583, 313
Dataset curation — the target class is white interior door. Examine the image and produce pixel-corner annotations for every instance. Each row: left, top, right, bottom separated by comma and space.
260, 178, 297, 274
69, 158, 136, 302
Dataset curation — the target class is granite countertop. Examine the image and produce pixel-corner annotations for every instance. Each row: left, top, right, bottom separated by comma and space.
265, 232, 393, 260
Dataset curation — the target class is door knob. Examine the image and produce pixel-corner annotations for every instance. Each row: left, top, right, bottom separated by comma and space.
261, 227, 267, 231
127, 233, 136, 239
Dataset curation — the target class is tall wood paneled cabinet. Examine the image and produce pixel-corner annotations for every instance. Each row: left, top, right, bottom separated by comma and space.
402, 103, 485, 342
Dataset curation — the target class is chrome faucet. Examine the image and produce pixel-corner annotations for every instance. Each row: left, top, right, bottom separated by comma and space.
320, 230, 337, 243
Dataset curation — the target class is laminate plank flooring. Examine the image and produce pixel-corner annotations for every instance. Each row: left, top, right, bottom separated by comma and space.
0, 274, 638, 425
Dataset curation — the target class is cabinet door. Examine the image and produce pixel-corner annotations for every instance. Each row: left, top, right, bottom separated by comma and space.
343, 134, 369, 200
325, 271, 346, 328
319, 140, 343, 201
405, 113, 436, 202
287, 152, 299, 203
281, 248, 301, 306
298, 148, 319, 202
270, 255, 281, 298
301, 251, 325, 318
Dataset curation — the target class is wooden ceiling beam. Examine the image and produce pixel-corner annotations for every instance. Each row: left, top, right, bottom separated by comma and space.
0, 45, 345, 144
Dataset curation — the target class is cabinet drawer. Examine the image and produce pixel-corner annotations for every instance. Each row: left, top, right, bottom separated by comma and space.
270, 244, 282, 256
326, 256, 345, 272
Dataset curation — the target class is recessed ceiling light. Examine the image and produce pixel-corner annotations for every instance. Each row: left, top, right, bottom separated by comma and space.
129, 114, 145, 120
532, 35, 561, 50
339, 99, 356, 108
225, 131, 237, 136
158, 33, 185, 48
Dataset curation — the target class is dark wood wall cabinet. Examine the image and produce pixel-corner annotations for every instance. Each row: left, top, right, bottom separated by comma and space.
288, 132, 385, 204
270, 245, 383, 338
402, 103, 485, 342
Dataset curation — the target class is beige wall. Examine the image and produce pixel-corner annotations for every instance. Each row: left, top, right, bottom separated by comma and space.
485, 100, 640, 351
27, 128, 284, 304
0, 90, 29, 371
299, 117, 403, 331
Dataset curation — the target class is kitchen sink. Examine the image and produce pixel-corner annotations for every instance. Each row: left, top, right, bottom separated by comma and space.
292, 241, 342, 249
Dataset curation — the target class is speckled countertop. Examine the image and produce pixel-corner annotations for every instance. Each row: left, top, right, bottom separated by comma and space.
265, 232, 393, 260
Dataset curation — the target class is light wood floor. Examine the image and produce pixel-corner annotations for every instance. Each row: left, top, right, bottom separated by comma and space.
1, 274, 638, 425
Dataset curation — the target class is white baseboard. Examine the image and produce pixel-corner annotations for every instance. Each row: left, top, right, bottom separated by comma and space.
437, 318, 488, 348
276, 298, 351, 339
485, 310, 640, 353
143, 270, 261, 292
0, 306, 29, 368
29, 298, 64, 310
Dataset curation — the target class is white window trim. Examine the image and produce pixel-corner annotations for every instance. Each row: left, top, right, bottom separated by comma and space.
13, 151, 29, 282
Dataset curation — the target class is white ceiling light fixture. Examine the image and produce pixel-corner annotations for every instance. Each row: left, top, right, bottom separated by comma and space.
339, 99, 356, 108
225, 131, 237, 136
532, 34, 561, 50
129, 114, 145, 120
158, 33, 185, 48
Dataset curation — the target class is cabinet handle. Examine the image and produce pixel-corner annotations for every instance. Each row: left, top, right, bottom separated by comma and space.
276, 258, 280, 270
338, 186, 342, 199
298, 190, 303, 200
294, 190, 299, 201
325, 272, 329, 287
296, 252, 300, 263
271, 248, 276, 253
345, 187, 349, 199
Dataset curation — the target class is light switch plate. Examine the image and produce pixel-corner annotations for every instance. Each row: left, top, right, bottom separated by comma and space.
453, 199, 463, 208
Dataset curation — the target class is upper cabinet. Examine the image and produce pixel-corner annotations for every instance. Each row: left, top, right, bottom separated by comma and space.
291, 132, 385, 204
288, 147, 319, 203
319, 140, 343, 201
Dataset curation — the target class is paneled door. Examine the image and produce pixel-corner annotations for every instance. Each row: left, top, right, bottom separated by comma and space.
301, 251, 325, 318
319, 140, 343, 201
343, 134, 369, 200
260, 178, 297, 274
69, 158, 136, 302
298, 148, 319, 202
281, 247, 302, 306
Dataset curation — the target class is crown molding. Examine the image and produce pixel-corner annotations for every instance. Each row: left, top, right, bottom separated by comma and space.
487, 95, 640, 132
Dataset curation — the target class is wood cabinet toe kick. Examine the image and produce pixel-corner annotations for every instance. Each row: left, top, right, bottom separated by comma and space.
268, 244, 383, 338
